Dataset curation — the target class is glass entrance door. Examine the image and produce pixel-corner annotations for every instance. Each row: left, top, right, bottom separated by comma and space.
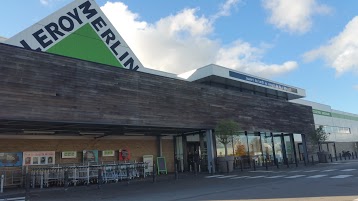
273, 135, 284, 165
272, 134, 296, 165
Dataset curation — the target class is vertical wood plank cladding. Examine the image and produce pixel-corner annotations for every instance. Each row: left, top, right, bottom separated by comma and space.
0, 44, 315, 134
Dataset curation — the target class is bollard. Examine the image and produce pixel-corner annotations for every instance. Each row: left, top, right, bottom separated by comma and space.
344, 155, 346, 160
152, 164, 156, 183
98, 169, 102, 189
265, 159, 268, 171
64, 170, 69, 190
339, 153, 342, 160
0, 175, 3, 194
355, 152, 358, 159
174, 161, 178, 180
275, 159, 279, 169
295, 158, 298, 167
324, 154, 327, 163
240, 160, 243, 172
286, 158, 289, 168
40, 172, 44, 189
253, 160, 256, 171
25, 173, 31, 201
195, 162, 198, 176
311, 156, 314, 165
210, 162, 214, 175
335, 155, 337, 161
349, 154, 351, 160
303, 156, 307, 166
330, 154, 333, 163
126, 165, 131, 184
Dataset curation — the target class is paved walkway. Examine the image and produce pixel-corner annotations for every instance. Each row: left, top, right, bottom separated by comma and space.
1, 159, 357, 201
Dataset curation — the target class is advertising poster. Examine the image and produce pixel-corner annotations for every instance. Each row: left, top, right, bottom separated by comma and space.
61, 151, 77, 159
0, 152, 23, 167
23, 151, 55, 166
83, 150, 98, 163
143, 155, 153, 174
102, 150, 115, 157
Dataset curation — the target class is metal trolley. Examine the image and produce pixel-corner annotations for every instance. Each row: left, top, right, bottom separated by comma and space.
28, 162, 148, 188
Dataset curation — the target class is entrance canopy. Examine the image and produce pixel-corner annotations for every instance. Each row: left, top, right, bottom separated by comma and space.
0, 119, 203, 138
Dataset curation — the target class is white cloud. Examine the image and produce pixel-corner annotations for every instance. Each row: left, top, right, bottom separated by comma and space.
212, 0, 240, 20
40, 0, 50, 5
40, 0, 62, 6
262, 0, 332, 34
101, 1, 297, 77
304, 16, 358, 76
216, 40, 298, 77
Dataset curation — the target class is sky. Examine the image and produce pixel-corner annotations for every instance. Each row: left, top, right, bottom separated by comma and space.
0, 0, 358, 114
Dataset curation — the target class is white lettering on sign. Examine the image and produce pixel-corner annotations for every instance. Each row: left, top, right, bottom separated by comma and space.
5, 0, 143, 71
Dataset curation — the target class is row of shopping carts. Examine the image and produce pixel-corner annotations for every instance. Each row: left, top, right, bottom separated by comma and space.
0, 168, 23, 192
29, 162, 149, 188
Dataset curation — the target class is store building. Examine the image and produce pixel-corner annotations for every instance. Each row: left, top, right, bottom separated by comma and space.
0, 0, 315, 177
291, 99, 358, 158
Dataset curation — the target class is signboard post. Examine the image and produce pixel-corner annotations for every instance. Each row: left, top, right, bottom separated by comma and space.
156, 157, 167, 175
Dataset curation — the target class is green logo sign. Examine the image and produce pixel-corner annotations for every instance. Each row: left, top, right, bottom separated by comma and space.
4, 0, 143, 71
312, 109, 332, 117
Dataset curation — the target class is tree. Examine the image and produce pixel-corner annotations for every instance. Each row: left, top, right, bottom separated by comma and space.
310, 125, 329, 152
215, 119, 240, 156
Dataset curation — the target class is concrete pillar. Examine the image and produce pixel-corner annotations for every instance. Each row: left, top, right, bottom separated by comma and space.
206, 129, 216, 174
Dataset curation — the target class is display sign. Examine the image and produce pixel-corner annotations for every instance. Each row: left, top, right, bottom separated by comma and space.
61, 151, 77, 158
119, 148, 131, 161
156, 157, 167, 174
23, 151, 55, 166
83, 150, 98, 163
0, 152, 23, 167
143, 155, 153, 174
229, 71, 298, 93
4, 0, 143, 71
102, 150, 115, 157
312, 109, 332, 117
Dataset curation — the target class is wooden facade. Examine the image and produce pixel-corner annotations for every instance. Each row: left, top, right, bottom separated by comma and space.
0, 43, 315, 135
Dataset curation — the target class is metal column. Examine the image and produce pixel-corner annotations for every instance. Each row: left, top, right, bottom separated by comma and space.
301, 134, 309, 163
271, 132, 277, 165
206, 130, 216, 174
157, 135, 162, 157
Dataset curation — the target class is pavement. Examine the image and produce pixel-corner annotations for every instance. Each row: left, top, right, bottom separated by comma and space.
2, 159, 358, 201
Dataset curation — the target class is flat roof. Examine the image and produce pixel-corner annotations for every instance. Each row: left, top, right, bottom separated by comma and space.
178, 64, 306, 100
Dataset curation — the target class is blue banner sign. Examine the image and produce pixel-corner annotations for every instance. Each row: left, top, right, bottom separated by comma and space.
0, 152, 23, 167
229, 71, 298, 93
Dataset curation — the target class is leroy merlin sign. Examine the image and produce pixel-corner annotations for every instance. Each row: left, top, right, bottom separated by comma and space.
5, 0, 142, 71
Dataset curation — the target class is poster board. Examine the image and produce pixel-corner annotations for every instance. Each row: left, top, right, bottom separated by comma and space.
102, 150, 115, 157
0, 152, 23, 167
156, 157, 167, 174
23, 151, 55, 166
83, 150, 98, 164
143, 155, 153, 174
61, 151, 77, 159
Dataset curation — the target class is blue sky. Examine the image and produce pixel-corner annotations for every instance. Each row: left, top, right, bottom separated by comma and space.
1, 0, 358, 114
